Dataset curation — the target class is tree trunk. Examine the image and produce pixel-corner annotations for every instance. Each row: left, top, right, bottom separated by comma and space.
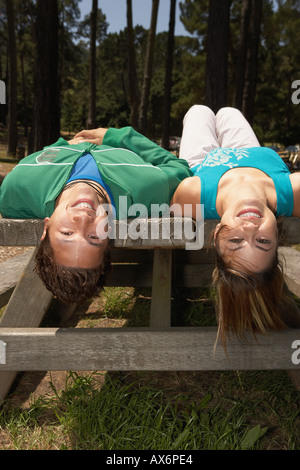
161, 0, 176, 150
20, 49, 28, 138
126, 0, 139, 128
86, 0, 98, 129
31, 0, 60, 152
5, 0, 18, 157
138, 0, 160, 135
204, 0, 231, 113
242, 0, 262, 125
233, 0, 251, 110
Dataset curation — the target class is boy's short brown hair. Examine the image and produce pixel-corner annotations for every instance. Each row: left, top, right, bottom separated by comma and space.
34, 231, 111, 304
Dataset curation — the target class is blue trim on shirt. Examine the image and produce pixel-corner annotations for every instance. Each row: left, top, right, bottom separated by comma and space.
67, 152, 116, 209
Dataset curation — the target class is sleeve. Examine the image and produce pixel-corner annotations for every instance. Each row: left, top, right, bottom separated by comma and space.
102, 126, 193, 182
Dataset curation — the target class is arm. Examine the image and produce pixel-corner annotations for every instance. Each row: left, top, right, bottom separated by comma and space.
75, 125, 189, 170
103, 126, 193, 196
102, 126, 192, 170
170, 176, 202, 220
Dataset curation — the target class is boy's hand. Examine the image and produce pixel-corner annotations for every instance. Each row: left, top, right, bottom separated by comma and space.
73, 128, 108, 145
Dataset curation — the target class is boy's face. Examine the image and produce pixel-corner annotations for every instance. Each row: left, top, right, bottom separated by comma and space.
41, 182, 111, 268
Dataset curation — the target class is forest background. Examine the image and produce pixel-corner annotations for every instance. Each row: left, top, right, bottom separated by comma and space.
1, 0, 300, 158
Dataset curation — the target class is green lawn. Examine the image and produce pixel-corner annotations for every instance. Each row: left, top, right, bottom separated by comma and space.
0, 286, 299, 450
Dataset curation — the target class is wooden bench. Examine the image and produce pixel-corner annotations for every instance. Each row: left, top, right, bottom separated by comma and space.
0, 217, 300, 402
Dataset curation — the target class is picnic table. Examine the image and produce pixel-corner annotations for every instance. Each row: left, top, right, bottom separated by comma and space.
0, 216, 300, 401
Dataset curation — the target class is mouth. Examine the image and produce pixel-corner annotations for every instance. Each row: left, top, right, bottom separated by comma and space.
237, 208, 263, 219
71, 199, 96, 211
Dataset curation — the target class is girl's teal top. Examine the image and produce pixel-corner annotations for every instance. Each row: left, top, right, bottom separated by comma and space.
192, 147, 294, 218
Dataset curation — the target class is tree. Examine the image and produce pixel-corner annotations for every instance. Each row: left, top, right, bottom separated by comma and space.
233, 0, 262, 125
204, 0, 231, 112
254, 0, 300, 144
242, 0, 262, 124
179, 0, 209, 37
126, 0, 139, 128
2, 0, 298, 152
138, 0, 159, 135
233, 0, 251, 111
31, 0, 60, 151
161, 0, 176, 149
16, 0, 37, 138
5, 0, 18, 156
86, 0, 98, 129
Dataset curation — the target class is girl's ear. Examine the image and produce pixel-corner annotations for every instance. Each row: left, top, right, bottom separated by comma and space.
40, 217, 50, 241
213, 223, 221, 246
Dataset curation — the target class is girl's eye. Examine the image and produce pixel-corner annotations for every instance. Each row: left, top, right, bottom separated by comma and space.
229, 238, 244, 243
88, 234, 99, 240
61, 232, 73, 236
257, 238, 271, 244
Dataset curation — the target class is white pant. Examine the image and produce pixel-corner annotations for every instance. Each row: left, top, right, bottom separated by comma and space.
179, 105, 260, 168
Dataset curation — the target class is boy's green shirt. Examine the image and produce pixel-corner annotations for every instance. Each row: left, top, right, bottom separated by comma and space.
0, 127, 192, 219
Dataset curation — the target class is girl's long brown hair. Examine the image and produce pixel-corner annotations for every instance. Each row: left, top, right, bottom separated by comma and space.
211, 219, 287, 350
212, 252, 287, 351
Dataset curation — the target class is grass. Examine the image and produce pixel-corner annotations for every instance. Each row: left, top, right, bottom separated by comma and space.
0, 368, 299, 450
0, 286, 299, 451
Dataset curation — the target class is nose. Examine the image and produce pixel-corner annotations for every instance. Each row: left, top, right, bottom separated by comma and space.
72, 211, 95, 225
240, 220, 259, 233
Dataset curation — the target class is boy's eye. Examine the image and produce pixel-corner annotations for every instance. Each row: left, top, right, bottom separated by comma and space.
229, 238, 244, 243
61, 232, 73, 236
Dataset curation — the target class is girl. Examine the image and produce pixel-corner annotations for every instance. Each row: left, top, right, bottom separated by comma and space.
171, 105, 300, 347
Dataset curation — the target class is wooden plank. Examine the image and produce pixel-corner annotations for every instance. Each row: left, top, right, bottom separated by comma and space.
106, 263, 213, 288
0, 219, 44, 246
279, 247, 300, 298
111, 247, 215, 265
280, 283, 300, 329
113, 218, 203, 249
0, 249, 35, 308
173, 264, 213, 288
0, 248, 54, 402
0, 218, 200, 248
173, 248, 215, 264
150, 249, 172, 327
281, 217, 300, 245
0, 327, 299, 371
0, 249, 53, 327
1, 217, 300, 247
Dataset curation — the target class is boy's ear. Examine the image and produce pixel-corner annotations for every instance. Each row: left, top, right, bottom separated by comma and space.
40, 217, 50, 241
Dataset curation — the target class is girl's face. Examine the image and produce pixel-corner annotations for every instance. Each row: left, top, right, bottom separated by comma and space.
214, 199, 278, 273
